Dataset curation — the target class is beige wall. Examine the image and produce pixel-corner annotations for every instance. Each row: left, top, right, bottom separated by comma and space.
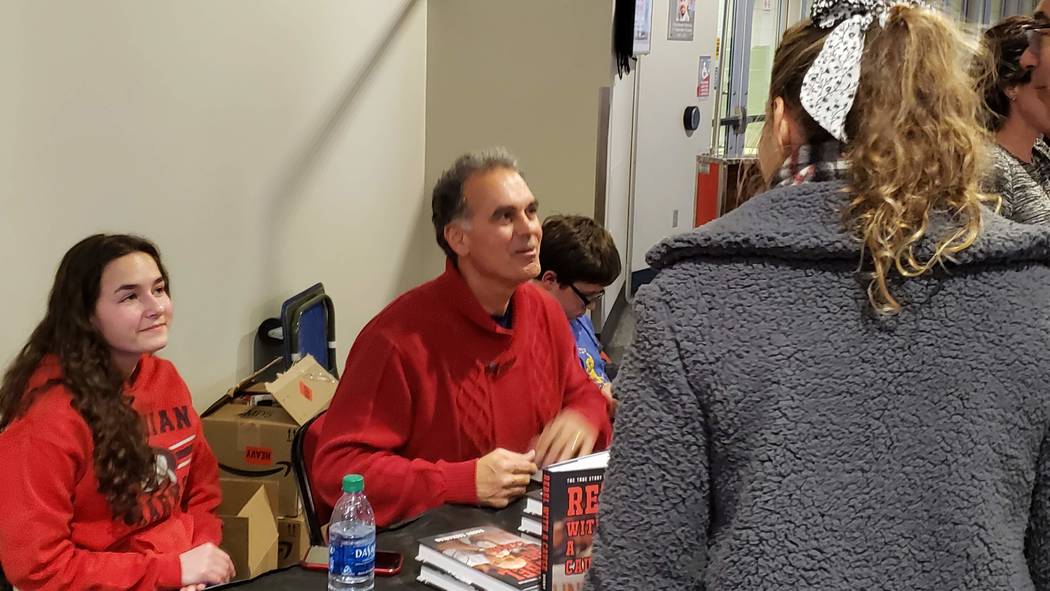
421, 0, 614, 276
0, 1, 429, 408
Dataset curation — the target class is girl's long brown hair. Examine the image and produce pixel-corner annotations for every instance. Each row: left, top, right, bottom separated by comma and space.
0, 234, 170, 524
769, 5, 991, 314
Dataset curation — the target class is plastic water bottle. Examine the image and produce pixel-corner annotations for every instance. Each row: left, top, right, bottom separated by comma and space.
328, 474, 376, 591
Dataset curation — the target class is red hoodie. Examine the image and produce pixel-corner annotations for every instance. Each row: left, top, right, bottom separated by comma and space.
0, 354, 222, 591
313, 262, 612, 527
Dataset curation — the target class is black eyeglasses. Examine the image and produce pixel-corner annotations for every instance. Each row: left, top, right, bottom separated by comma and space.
568, 283, 605, 307
1025, 23, 1050, 53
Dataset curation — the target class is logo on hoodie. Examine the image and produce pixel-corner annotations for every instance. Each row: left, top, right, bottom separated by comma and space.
131, 447, 182, 527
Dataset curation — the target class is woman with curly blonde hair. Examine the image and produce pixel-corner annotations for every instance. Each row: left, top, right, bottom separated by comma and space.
588, 1, 1050, 589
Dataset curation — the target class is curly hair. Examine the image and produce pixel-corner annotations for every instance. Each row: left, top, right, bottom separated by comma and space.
769, 5, 992, 314
0, 234, 170, 524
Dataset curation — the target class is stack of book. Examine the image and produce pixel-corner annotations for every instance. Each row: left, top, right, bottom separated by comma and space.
416, 525, 542, 591
518, 490, 542, 540
539, 451, 609, 591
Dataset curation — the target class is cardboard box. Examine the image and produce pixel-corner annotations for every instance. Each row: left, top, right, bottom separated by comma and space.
218, 482, 279, 581
277, 512, 310, 568
262, 356, 338, 426
203, 355, 337, 517
204, 403, 300, 516
220, 477, 279, 522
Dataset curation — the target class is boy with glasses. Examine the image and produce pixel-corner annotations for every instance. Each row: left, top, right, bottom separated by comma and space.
536, 215, 622, 415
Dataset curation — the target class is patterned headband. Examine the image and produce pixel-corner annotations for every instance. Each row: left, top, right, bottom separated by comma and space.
800, 0, 925, 142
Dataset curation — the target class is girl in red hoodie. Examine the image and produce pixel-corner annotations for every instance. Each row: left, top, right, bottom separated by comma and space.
0, 234, 234, 590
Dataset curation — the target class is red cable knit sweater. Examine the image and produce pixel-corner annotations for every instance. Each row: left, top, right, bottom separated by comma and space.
0, 354, 222, 591
313, 263, 612, 526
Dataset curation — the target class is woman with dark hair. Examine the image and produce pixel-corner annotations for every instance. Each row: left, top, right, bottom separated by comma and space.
979, 15, 1050, 225
0, 235, 234, 590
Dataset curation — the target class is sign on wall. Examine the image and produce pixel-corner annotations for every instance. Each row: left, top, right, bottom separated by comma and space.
634, 0, 654, 55
697, 56, 711, 98
667, 0, 696, 41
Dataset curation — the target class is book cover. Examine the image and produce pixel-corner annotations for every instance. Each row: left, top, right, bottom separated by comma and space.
541, 451, 608, 591
417, 525, 541, 591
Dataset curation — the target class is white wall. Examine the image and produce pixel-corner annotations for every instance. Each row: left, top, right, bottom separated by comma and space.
598, 68, 636, 324
0, 1, 429, 409
422, 0, 615, 277
621, 0, 720, 272
0, 7, 13, 215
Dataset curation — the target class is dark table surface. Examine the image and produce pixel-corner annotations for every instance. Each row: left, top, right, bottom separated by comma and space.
229, 498, 526, 590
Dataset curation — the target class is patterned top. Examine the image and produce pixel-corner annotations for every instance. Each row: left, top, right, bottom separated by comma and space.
570, 315, 610, 386
985, 139, 1050, 226
771, 141, 849, 188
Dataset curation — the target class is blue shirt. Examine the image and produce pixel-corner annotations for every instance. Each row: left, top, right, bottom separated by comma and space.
491, 301, 513, 329
570, 315, 609, 386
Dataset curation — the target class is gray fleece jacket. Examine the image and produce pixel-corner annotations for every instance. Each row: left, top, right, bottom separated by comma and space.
587, 181, 1050, 590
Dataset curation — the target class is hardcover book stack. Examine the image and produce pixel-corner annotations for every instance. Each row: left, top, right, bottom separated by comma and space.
518, 490, 542, 540
416, 525, 543, 591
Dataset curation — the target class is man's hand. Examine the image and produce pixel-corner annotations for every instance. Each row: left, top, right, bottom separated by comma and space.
476, 448, 537, 508
534, 409, 599, 467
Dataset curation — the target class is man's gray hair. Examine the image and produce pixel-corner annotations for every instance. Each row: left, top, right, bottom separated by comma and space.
431, 147, 521, 260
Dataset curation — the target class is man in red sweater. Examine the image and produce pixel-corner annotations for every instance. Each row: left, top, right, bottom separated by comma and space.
312, 148, 613, 527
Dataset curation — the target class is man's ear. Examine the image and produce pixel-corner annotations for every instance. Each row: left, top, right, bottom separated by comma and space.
445, 222, 469, 258
539, 270, 559, 287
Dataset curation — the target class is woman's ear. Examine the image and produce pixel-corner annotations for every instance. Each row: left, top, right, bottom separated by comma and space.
758, 97, 789, 181
773, 97, 791, 149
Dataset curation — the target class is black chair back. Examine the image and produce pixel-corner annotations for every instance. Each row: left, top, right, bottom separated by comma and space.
291, 411, 327, 546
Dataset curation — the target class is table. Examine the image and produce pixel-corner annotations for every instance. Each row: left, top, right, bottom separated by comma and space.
233, 498, 526, 590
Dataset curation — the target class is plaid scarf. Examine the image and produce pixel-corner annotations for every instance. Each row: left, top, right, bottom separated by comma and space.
771, 142, 849, 187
